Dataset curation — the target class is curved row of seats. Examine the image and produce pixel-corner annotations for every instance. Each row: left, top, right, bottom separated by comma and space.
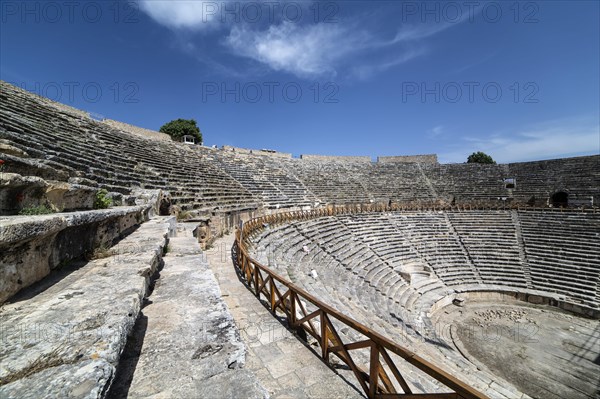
0, 82, 260, 212
246, 208, 600, 397
2, 81, 598, 213
248, 210, 600, 318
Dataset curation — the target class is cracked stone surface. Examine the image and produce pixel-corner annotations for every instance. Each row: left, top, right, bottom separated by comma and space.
0, 217, 173, 398
206, 231, 365, 399
113, 227, 267, 399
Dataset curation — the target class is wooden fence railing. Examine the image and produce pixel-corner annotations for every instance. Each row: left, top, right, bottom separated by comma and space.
233, 205, 501, 399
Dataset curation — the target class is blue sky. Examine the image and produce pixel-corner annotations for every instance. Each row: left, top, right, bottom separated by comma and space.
1, 0, 599, 163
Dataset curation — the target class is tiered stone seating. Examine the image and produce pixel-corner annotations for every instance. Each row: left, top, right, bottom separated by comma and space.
362, 163, 436, 202
0, 204, 156, 302
250, 220, 411, 337
2, 81, 599, 212
0, 217, 174, 397
251, 222, 353, 312
246, 210, 599, 399
279, 160, 437, 205
249, 210, 600, 318
210, 151, 317, 209
422, 163, 511, 203
0, 82, 259, 212
518, 210, 600, 308
446, 210, 528, 288
340, 212, 480, 288
389, 212, 481, 287
280, 159, 374, 204
508, 157, 600, 206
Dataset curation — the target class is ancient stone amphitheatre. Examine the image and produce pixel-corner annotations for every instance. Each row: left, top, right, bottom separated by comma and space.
0, 80, 599, 399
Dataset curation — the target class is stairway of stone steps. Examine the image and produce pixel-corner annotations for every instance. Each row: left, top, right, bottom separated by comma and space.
441, 212, 483, 284
109, 225, 266, 399
511, 210, 533, 289
417, 162, 439, 199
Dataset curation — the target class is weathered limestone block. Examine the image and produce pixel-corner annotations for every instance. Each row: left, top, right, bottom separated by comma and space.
0, 218, 173, 398
120, 236, 267, 399
192, 218, 211, 246
0, 141, 29, 158
0, 360, 114, 399
1, 173, 98, 214
0, 153, 71, 181
0, 206, 152, 303
129, 188, 170, 217
45, 181, 97, 211
0, 173, 47, 213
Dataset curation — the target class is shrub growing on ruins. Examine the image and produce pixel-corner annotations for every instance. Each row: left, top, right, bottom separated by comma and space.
467, 151, 496, 164
159, 119, 202, 143
177, 210, 191, 221
94, 189, 112, 209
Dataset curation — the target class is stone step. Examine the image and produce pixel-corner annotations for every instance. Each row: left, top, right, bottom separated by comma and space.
112, 225, 267, 398
0, 217, 174, 398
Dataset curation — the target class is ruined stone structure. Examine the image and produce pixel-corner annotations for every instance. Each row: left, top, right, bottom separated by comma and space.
101, 119, 172, 142
377, 154, 438, 164
299, 154, 372, 162
1, 80, 599, 399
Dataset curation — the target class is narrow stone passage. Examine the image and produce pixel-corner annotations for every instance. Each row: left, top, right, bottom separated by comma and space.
110, 224, 266, 399
207, 232, 365, 399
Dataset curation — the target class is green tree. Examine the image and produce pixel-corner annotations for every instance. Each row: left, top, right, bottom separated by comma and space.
467, 151, 496, 164
159, 119, 202, 143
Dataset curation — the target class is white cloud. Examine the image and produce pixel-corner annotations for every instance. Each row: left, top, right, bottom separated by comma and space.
139, 1, 474, 79
225, 22, 372, 78
427, 125, 444, 138
439, 119, 600, 163
221, 9, 474, 78
139, 1, 224, 30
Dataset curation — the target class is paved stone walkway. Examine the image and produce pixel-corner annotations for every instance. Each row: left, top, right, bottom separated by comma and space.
109, 225, 267, 399
206, 232, 365, 399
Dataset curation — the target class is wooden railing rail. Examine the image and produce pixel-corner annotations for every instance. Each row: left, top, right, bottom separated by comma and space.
232, 205, 509, 399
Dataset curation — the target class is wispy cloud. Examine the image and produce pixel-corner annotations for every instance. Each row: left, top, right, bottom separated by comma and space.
439, 118, 600, 163
392, 21, 460, 43
138, 1, 473, 79
139, 0, 225, 30
225, 22, 373, 78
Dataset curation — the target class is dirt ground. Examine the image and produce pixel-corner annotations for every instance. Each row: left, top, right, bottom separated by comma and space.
434, 300, 600, 399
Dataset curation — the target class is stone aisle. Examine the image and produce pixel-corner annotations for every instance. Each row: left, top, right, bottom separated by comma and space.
109, 224, 266, 399
206, 232, 365, 399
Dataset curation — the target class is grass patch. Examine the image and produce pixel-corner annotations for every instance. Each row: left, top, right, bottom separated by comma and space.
177, 210, 191, 221
19, 205, 55, 215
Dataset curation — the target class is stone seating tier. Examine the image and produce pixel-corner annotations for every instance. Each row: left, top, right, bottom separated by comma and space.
1, 81, 599, 212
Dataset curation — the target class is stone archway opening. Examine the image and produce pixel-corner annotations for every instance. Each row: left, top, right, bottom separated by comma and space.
551, 191, 569, 207
159, 196, 172, 216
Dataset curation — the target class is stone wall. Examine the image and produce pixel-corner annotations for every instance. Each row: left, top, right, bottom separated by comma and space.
377, 154, 438, 164
222, 145, 292, 158
0, 205, 152, 303
299, 154, 372, 163
102, 119, 172, 142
